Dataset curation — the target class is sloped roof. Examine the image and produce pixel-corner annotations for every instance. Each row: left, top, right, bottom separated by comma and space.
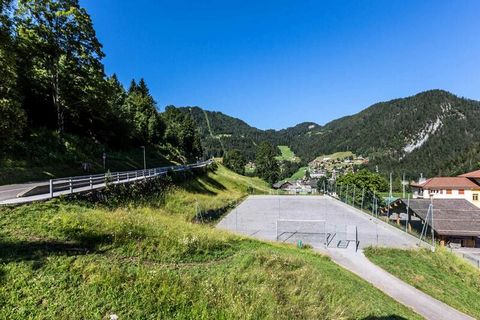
410, 177, 480, 189
273, 181, 292, 189
459, 169, 480, 179
396, 199, 480, 236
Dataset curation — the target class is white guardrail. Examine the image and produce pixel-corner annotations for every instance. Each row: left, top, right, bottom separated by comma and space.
47, 159, 214, 199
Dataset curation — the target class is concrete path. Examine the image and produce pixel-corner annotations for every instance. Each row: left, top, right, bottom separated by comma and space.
329, 249, 474, 320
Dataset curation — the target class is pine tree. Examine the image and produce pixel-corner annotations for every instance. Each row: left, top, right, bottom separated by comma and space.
255, 141, 280, 185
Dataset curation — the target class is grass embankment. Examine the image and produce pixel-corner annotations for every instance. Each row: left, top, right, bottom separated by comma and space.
287, 166, 308, 181
0, 165, 420, 319
365, 247, 480, 319
275, 145, 300, 162
0, 130, 174, 185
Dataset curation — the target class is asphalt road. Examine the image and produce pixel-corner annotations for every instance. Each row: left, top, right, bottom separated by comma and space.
0, 182, 42, 201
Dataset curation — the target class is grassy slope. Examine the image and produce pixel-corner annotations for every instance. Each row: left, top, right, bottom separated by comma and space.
0, 131, 175, 185
287, 166, 308, 181
365, 247, 480, 319
315, 151, 354, 161
275, 145, 299, 162
0, 165, 420, 319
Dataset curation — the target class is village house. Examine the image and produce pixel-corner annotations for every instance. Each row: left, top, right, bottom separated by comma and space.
272, 180, 317, 194
411, 174, 480, 208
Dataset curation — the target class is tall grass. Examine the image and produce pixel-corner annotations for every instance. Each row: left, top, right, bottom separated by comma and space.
365, 246, 480, 318
0, 165, 421, 319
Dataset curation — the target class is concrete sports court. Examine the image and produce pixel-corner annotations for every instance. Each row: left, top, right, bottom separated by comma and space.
217, 195, 420, 250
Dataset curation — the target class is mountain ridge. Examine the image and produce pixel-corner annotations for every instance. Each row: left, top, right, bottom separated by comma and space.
179, 89, 480, 177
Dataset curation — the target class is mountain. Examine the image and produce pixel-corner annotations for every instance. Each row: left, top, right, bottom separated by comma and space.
304, 90, 480, 177
180, 90, 480, 177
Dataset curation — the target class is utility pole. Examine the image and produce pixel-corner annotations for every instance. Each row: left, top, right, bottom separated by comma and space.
431, 195, 435, 252
388, 172, 393, 218
389, 172, 393, 200
402, 172, 406, 199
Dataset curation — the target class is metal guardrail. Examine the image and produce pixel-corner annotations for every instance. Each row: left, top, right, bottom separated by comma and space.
48, 159, 214, 199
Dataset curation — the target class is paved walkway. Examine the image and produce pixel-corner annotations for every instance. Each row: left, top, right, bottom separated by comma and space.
329, 249, 474, 320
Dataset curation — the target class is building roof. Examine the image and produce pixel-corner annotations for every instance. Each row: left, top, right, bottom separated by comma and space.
410, 177, 480, 189
393, 199, 480, 236
459, 169, 480, 179
272, 181, 292, 189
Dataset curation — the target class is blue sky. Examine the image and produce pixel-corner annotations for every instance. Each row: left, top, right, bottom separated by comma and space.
82, 0, 480, 130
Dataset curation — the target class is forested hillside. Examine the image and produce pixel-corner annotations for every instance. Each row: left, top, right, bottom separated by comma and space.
181, 90, 480, 178
305, 90, 480, 177
0, 0, 202, 183
179, 106, 321, 161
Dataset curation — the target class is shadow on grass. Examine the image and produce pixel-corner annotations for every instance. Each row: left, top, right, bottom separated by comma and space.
182, 175, 226, 195
0, 234, 112, 268
362, 316, 408, 320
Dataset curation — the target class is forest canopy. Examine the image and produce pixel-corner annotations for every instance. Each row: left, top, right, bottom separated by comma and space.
0, 0, 202, 163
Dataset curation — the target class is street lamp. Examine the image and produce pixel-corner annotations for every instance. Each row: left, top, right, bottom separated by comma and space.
140, 146, 146, 170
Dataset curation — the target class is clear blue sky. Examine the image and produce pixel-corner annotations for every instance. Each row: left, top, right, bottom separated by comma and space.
81, 0, 480, 130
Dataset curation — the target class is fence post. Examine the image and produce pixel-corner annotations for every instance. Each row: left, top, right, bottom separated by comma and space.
69, 178, 73, 194
49, 179, 53, 198
361, 188, 365, 211
90, 176, 93, 190
353, 185, 356, 207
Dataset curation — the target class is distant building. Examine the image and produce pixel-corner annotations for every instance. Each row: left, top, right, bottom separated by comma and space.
411, 176, 480, 208
272, 180, 316, 194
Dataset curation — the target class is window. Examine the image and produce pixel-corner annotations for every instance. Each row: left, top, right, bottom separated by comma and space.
474, 194, 479, 201
459, 189, 465, 195
446, 189, 452, 195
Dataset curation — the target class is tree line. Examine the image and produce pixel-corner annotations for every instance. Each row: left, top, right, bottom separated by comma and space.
0, 0, 202, 162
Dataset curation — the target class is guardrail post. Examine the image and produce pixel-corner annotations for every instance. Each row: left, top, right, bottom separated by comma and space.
117, 173, 120, 182
49, 179, 53, 198
69, 178, 73, 194
90, 176, 93, 190
127, 172, 129, 182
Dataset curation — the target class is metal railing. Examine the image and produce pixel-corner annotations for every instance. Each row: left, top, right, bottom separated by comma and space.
48, 159, 213, 198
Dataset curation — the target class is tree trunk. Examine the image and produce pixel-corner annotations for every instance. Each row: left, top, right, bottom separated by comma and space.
52, 63, 64, 133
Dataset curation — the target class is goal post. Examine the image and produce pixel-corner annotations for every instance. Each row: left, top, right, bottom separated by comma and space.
276, 219, 327, 247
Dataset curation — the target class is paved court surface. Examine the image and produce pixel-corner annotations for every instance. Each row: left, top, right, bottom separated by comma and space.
217, 195, 420, 250
217, 195, 475, 320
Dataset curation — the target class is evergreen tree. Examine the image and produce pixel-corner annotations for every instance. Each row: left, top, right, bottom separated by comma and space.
163, 106, 203, 161
224, 149, 247, 175
123, 78, 164, 144
255, 141, 280, 185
